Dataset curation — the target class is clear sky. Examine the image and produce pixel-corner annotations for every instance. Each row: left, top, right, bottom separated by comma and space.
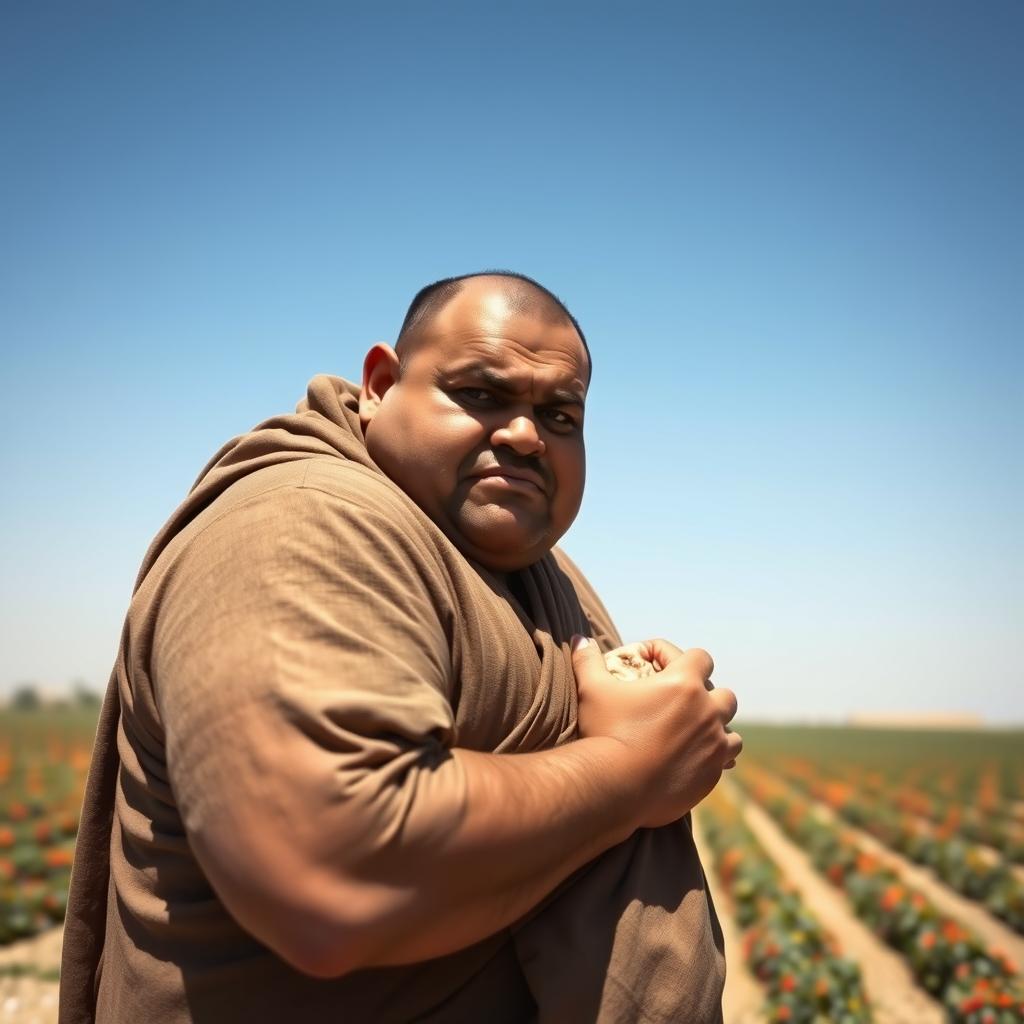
1, 1, 1021, 722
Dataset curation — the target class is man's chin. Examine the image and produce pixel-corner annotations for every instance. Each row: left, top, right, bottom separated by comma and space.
449, 515, 551, 573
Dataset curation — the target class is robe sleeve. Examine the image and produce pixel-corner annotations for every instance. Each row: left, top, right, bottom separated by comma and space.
150, 477, 465, 879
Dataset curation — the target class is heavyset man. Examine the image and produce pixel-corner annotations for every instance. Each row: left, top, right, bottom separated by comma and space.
61, 272, 742, 1023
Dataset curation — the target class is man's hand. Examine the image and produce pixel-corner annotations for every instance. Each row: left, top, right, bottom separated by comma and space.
573, 637, 742, 829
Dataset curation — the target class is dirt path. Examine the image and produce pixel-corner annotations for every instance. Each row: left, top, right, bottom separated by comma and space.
691, 811, 765, 1024
0, 926, 61, 1024
734, 787, 945, 1024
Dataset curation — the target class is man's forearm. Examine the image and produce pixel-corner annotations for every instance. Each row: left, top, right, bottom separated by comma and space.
356, 739, 639, 967
256, 736, 641, 977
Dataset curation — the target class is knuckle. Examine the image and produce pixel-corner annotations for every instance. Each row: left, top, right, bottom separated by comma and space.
716, 685, 737, 707
676, 672, 710, 699
683, 647, 714, 678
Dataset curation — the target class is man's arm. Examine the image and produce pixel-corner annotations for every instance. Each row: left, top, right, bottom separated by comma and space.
185, 639, 739, 978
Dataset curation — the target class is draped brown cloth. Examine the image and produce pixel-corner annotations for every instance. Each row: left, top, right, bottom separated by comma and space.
59, 376, 724, 1023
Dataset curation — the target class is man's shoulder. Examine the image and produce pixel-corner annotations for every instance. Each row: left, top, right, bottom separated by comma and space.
205, 457, 413, 523
138, 456, 453, 616
151, 457, 432, 583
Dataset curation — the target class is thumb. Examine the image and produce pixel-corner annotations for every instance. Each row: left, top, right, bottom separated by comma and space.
570, 634, 601, 673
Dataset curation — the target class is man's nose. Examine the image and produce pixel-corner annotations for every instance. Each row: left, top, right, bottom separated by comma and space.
492, 414, 546, 457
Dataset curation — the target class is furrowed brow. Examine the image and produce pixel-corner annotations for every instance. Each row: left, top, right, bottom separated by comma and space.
547, 387, 585, 408
443, 363, 585, 407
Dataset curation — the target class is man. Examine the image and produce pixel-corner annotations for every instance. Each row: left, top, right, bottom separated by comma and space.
61, 272, 741, 1022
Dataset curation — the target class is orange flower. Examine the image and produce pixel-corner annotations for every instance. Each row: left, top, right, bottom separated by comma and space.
823, 782, 851, 808
880, 884, 905, 910
44, 848, 74, 869
719, 849, 743, 884
775, 1006, 792, 1022
918, 930, 936, 950
855, 852, 877, 873
780, 974, 796, 992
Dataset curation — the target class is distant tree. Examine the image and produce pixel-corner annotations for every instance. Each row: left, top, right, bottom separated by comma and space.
71, 681, 102, 709
10, 683, 41, 711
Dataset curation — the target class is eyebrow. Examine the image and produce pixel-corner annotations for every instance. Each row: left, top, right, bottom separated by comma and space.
442, 363, 586, 407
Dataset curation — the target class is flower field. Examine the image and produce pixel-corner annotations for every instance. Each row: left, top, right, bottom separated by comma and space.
0, 708, 94, 948
697, 725, 1024, 1024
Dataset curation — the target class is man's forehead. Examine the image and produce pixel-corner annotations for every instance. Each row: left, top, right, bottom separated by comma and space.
437, 337, 588, 394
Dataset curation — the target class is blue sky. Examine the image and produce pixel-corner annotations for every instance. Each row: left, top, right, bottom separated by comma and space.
2, 1, 1021, 721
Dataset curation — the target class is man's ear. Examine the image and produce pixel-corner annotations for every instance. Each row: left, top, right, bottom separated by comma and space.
359, 344, 401, 429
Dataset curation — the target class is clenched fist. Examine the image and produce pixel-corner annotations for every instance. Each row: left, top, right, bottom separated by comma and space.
573, 637, 742, 828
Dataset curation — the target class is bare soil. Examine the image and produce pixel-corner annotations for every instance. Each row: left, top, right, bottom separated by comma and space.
0, 926, 61, 1024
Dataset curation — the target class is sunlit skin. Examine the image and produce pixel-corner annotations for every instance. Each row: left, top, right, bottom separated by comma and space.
359, 277, 590, 573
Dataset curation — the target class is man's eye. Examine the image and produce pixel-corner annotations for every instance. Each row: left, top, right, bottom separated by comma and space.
544, 409, 579, 430
457, 388, 494, 404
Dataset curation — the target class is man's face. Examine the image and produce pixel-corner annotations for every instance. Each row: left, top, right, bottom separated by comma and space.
360, 280, 589, 573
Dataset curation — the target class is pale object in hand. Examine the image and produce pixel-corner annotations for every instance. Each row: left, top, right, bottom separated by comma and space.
604, 643, 659, 681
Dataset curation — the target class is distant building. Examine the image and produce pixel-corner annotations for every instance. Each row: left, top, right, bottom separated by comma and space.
845, 711, 985, 729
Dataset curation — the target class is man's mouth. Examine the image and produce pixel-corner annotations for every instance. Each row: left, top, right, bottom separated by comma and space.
470, 466, 547, 494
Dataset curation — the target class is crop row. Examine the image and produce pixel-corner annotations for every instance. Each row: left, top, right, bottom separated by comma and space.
843, 766, 1024, 862
754, 757, 1024, 933
765, 755, 1024, 866
698, 789, 871, 1023
735, 766, 1024, 1024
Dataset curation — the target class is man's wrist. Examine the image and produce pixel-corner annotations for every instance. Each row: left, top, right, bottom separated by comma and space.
556, 734, 646, 845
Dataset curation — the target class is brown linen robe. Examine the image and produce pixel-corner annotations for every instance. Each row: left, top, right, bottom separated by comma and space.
60, 375, 725, 1023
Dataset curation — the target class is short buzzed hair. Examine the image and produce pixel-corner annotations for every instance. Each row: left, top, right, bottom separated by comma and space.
395, 270, 591, 372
